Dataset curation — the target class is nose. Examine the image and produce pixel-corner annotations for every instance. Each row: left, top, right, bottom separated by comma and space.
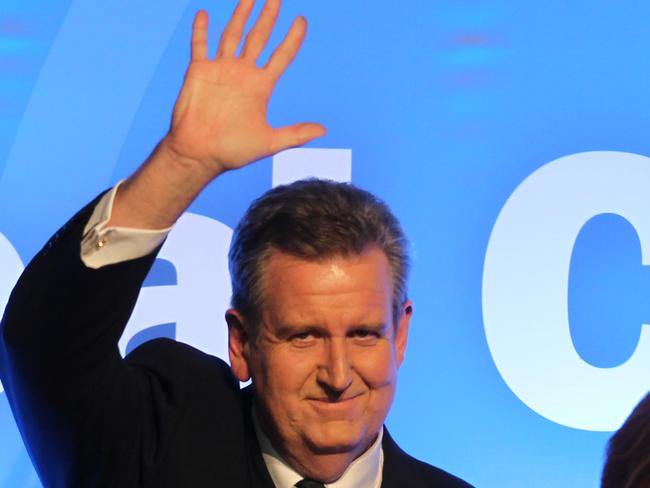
317, 338, 353, 397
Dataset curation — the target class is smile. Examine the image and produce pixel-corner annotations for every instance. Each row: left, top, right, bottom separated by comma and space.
306, 394, 365, 414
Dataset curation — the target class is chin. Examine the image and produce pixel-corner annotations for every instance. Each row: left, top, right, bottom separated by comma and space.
303, 422, 371, 454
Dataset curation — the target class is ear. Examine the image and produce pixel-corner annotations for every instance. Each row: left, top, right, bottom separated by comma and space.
395, 300, 413, 367
226, 308, 252, 382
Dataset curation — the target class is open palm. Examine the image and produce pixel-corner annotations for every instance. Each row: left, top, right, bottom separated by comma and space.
166, 0, 326, 176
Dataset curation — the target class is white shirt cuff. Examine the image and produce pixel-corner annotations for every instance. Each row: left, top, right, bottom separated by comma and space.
81, 181, 173, 269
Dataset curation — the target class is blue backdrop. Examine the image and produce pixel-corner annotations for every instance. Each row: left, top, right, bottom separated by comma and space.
2, 1, 650, 486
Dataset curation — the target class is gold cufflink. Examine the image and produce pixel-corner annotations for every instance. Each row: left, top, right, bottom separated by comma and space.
95, 237, 108, 250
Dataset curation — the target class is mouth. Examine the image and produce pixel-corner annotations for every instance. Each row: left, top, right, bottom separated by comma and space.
306, 394, 365, 414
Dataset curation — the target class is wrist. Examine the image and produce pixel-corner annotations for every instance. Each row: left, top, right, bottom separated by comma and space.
157, 135, 226, 184
107, 138, 222, 230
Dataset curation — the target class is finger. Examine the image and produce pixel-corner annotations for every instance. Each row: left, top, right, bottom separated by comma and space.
265, 16, 306, 80
191, 10, 209, 61
240, 0, 280, 63
269, 122, 327, 154
217, 0, 256, 58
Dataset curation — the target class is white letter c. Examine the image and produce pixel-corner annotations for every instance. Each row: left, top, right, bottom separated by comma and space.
483, 151, 650, 431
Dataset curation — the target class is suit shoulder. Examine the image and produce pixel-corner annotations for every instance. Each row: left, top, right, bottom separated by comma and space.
404, 455, 473, 488
124, 338, 240, 399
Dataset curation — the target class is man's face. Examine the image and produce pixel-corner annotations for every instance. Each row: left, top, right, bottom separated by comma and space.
228, 246, 411, 464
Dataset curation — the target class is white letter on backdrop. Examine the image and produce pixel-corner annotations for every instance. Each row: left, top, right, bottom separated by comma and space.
483, 151, 650, 431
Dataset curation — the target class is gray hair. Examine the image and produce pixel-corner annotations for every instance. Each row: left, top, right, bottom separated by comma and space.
228, 178, 410, 326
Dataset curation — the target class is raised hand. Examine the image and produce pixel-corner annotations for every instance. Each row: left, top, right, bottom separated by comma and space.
110, 0, 326, 229
164, 0, 326, 177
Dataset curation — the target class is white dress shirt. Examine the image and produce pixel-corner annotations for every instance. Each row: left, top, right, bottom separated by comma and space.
79, 183, 384, 487
81, 182, 171, 268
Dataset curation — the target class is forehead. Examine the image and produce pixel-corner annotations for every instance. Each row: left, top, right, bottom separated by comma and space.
260, 248, 394, 324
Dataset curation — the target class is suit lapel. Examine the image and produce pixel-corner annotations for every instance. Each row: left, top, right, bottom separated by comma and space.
381, 427, 422, 488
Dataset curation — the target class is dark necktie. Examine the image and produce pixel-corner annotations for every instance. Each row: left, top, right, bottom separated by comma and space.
295, 479, 326, 488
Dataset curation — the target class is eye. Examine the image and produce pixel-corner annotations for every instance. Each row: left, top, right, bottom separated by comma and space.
290, 331, 317, 346
353, 330, 372, 338
349, 328, 381, 344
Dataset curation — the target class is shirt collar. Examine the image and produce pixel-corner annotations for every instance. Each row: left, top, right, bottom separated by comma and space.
252, 408, 384, 488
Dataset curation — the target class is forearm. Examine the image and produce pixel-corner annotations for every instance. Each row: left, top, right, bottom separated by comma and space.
108, 137, 222, 230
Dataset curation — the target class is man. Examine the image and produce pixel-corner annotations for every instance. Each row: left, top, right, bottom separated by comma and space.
0, 1, 471, 486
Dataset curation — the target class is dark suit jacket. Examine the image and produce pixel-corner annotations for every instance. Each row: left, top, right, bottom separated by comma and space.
0, 196, 472, 488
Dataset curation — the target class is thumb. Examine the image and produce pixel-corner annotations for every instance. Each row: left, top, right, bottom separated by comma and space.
269, 122, 327, 154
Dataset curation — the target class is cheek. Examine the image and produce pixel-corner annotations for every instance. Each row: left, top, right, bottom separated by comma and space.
255, 348, 316, 402
353, 344, 399, 388
353, 347, 399, 433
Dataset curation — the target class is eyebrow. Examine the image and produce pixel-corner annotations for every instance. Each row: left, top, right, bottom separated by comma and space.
275, 322, 389, 337
350, 322, 388, 332
274, 323, 325, 338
